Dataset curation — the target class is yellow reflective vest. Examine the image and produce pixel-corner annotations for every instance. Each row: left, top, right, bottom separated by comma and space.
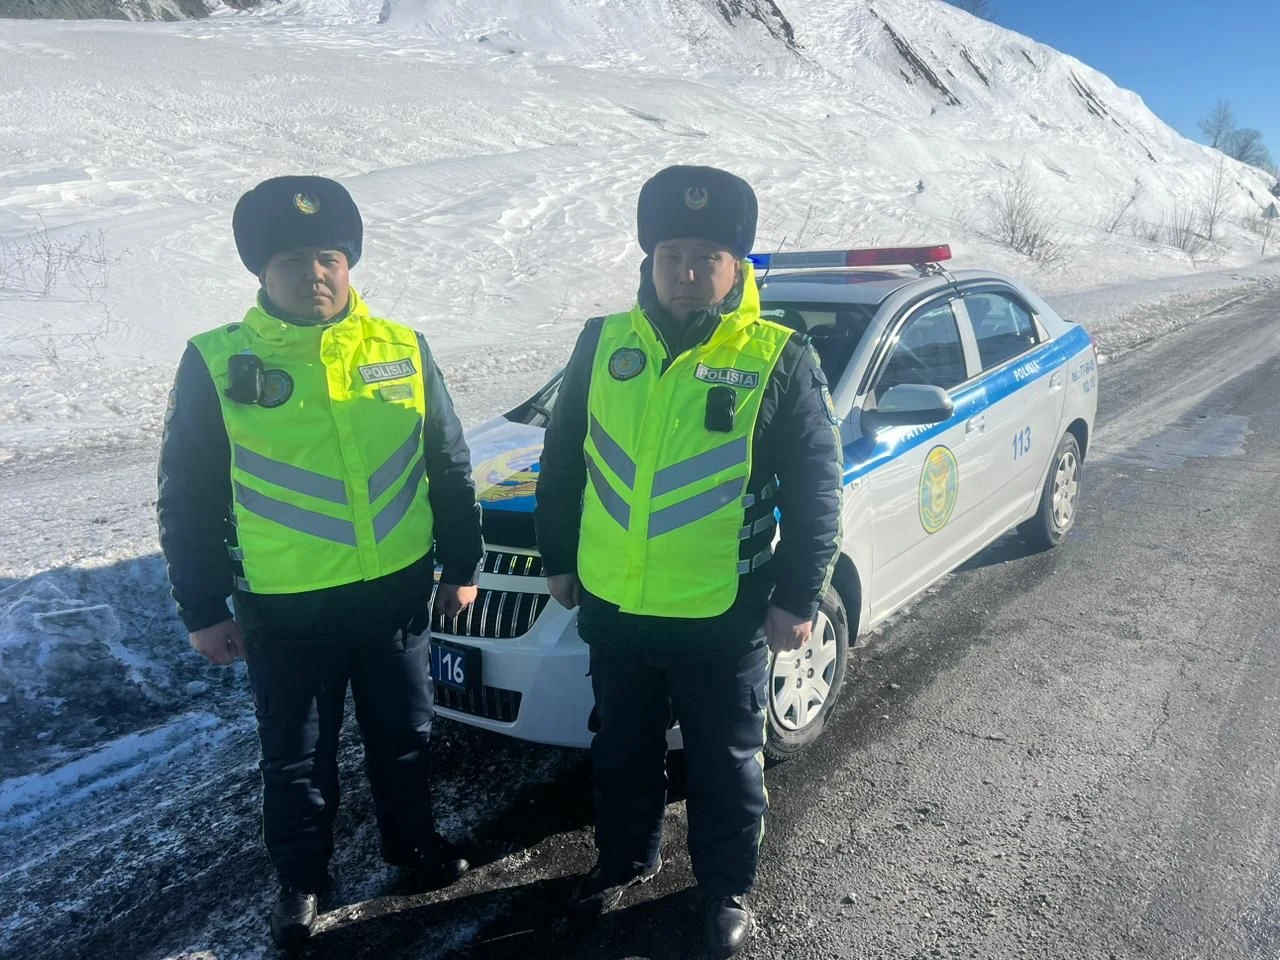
189, 291, 434, 594
579, 262, 792, 617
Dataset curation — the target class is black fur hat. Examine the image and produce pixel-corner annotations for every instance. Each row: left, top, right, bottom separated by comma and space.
233, 176, 363, 275
637, 165, 757, 258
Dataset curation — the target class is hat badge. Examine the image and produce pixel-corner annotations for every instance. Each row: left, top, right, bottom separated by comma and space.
293, 193, 320, 215
683, 186, 709, 211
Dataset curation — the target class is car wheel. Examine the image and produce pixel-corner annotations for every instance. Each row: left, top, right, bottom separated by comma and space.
1019, 432, 1082, 550
764, 590, 849, 761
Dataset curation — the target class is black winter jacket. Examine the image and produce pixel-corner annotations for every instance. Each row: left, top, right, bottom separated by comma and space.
157, 312, 483, 633
534, 269, 843, 623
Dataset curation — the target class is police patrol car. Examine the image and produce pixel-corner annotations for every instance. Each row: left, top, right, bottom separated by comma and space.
429, 245, 1098, 759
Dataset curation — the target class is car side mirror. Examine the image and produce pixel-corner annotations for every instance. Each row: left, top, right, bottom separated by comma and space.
859, 384, 954, 434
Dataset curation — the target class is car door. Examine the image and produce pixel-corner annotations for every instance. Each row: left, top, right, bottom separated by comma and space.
954, 287, 1066, 540
852, 294, 984, 624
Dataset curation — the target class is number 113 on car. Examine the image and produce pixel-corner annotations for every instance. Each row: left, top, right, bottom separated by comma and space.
1012, 426, 1032, 460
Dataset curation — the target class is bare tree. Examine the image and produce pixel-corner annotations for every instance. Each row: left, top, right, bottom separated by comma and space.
1200, 154, 1231, 241
946, 0, 995, 21
1197, 99, 1236, 149
1224, 128, 1271, 168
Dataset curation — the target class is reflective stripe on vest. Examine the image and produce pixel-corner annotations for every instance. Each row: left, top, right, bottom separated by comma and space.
191, 291, 435, 594
577, 261, 793, 618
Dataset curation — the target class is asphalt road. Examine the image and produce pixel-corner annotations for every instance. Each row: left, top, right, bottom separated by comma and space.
9, 286, 1280, 960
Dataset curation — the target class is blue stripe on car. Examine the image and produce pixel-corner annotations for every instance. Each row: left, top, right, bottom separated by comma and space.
481, 325, 1094, 514
842, 324, 1092, 483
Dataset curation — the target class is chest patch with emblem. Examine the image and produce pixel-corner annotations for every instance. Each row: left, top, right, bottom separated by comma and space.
259, 369, 294, 408
820, 383, 840, 424
608, 348, 646, 381
358, 358, 417, 384
694, 362, 759, 390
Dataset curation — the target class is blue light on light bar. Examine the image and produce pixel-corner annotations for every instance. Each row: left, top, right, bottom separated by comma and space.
748, 251, 852, 270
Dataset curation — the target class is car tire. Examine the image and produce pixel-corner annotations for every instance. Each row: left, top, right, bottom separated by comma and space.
764, 590, 850, 762
1019, 431, 1082, 551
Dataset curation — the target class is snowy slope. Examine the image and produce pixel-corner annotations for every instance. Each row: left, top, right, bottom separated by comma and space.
1, 0, 1276, 468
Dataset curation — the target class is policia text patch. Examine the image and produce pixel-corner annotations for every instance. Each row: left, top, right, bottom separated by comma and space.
358, 358, 417, 384
694, 362, 759, 390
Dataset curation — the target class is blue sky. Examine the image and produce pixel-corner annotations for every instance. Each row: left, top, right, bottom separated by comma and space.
992, 1, 1276, 165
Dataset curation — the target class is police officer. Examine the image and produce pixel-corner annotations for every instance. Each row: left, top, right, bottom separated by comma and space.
157, 176, 484, 947
534, 166, 843, 958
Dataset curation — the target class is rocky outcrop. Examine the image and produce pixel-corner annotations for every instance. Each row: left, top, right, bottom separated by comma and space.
2, 0, 218, 19
712, 0, 797, 48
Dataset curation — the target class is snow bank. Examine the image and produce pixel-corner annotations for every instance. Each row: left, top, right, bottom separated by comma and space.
0, 577, 125, 700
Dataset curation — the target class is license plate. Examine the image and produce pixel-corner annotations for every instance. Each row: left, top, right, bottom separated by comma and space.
430, 639, 480, 692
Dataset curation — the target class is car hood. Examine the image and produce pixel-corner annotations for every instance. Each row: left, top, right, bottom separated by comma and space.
467, 417, 546, 514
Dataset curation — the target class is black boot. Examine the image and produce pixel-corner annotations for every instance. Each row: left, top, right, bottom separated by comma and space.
569, 854, 663, 917
383, 832, 471, 889
703, 895, 753, 959
269, 885, 322, 948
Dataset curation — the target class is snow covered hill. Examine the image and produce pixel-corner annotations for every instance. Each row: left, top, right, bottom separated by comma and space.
1, 0, 1274, 462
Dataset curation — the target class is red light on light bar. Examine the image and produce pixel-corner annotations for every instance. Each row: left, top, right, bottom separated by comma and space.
844, 245, 952, 266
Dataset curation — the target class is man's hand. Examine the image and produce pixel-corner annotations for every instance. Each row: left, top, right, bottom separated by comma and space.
547, 573, 581, 610
764, 605, 812, 654
435, 584, 478, 619
190, 619, 245, 666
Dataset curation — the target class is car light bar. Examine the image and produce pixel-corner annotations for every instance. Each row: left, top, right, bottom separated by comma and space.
748, 245, 952, 270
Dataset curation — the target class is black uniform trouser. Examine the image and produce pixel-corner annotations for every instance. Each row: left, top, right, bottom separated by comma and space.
580, 600, 770, 899
236, 570, 437, 889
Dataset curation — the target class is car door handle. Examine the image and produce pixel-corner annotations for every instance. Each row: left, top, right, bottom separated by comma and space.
1050, 372, 1065, 391
966, 415, 985, 434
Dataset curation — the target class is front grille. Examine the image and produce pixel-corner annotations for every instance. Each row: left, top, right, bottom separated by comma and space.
430, 585, 550, 639
481, 550, 545, 578
434, 683, 522, 723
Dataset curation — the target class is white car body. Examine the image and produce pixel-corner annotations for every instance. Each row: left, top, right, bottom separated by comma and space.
430, 252, 1099, 750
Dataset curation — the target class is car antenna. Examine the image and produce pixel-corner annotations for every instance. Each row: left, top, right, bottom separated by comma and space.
759, 235, 786, 286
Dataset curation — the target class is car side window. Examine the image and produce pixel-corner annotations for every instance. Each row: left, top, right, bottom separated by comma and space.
875, 300, 967, 397
966, 292, 1040, 371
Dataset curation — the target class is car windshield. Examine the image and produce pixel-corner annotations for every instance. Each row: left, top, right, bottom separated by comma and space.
506, 300, 878, 426
758, 301, 878, 382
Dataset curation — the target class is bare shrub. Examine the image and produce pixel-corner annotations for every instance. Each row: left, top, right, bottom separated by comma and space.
0, 223, 120, 301
791, 204, 818, 248
1129, 217, 1163, 244
1163, 203, 1207, 256
1099, 178, 1142, 234
982, 164, 1062, 263
1, 223, 126, 361
13, 306, 124, 362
